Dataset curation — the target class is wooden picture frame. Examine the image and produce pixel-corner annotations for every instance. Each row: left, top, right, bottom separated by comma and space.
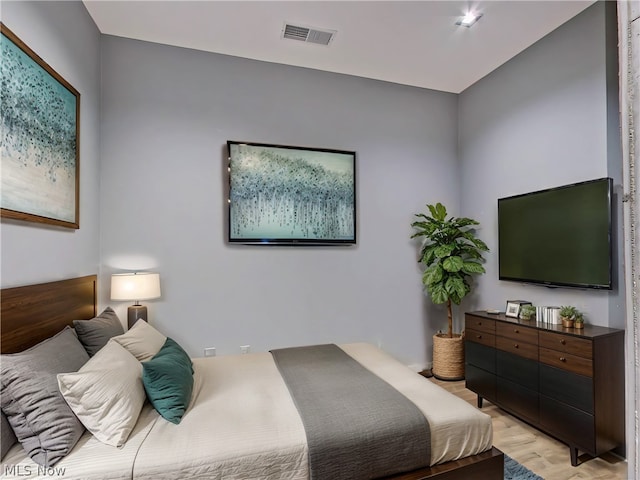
0, 23, 80, 229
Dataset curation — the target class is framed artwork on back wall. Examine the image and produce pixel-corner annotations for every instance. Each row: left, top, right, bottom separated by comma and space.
227, 141, 356, 246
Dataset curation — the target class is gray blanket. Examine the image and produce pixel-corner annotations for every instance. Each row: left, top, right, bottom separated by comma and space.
270, 344, 431, 480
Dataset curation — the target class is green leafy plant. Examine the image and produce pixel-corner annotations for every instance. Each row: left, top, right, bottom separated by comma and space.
411, 203, 489, 338
573, 312, 584, 324
559, 305, 578, 319
520, 304, 536, 320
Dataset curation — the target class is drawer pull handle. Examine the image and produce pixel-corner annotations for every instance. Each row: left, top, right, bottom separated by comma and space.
560, 339, 566, 345
478, 322, 482, 326
514, 329, 519, 333
514, 344, 519, 348
560, 357, 566, 362
477, 335, 482, 339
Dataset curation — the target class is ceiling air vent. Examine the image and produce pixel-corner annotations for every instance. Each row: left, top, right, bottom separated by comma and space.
282, 23, 336, 46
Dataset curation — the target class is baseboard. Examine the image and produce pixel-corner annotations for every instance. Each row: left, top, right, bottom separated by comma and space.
408, 362, 432, 373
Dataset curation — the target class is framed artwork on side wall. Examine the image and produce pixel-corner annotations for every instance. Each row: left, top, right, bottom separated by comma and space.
0, 23, 80, 229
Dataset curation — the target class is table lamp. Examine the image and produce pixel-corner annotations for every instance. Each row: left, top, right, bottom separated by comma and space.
110, 272, 161, 328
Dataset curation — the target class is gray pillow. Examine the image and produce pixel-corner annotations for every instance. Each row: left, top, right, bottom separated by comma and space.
73, 307, 124, 356
1, 411, 17, 460
0, 327, 90, 467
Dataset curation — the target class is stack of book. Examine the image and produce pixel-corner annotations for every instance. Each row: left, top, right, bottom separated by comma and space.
535, 306, 561, 324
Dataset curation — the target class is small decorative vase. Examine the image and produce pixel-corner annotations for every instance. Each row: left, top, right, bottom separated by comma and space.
562, 317, 574, 328
574, 322, 584, 329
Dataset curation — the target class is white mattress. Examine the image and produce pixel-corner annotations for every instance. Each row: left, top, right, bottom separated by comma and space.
0, 343, 492, 479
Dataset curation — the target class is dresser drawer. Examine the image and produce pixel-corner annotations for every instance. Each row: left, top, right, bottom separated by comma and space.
539, 331, 592, 359
540, 364, 593, 413
497, 322, 538, 345
497, 350, 538, 391
466, 328, 495, 348
496, 335, 538, 361
465, 315, 496, 334
540, 395, 595, 453
465, 341, 496, 374
497, 377, 538, 425
465, 364, 496, 403
539, 347, 593, 377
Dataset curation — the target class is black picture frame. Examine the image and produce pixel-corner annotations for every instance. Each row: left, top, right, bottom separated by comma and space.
505, 302, 521, 318
227, 141, 356, 245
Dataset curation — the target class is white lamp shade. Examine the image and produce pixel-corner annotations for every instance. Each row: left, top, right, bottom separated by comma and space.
111, 273, 161, 301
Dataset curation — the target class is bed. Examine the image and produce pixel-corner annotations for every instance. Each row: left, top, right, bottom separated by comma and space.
0, 275, 503, 480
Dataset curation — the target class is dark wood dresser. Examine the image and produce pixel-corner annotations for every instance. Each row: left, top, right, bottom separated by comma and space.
465, 310, 624, 466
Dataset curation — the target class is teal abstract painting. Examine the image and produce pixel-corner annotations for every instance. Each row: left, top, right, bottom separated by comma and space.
228, 141, 356, 245
1, 24, 80, 228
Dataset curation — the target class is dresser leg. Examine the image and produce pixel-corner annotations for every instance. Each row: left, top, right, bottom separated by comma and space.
477, 395, 483, 408
570, 446, 578, 466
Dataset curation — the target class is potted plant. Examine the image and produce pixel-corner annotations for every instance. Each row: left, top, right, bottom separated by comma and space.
573, 312, 585, 329
519, 304, 536, 320
559, 305, 578, 328
411, 203, 489, 380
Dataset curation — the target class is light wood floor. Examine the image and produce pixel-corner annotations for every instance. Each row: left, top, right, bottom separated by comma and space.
429, 377, 628, 480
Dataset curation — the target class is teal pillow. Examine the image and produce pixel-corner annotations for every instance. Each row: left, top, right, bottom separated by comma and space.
163, 337, 194, 374
142, 338, 193, 424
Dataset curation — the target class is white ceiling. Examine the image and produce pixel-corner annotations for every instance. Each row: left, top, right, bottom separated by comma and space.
83, 0, 596, 94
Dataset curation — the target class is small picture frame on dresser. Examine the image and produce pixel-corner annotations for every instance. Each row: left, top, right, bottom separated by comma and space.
505, 301, 521, 318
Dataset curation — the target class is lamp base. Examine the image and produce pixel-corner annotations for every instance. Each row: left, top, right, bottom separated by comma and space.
127, 305, 148, 329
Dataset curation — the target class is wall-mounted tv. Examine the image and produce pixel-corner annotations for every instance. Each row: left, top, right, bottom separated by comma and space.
498, 177, 613, 290
227, 141, 356, 245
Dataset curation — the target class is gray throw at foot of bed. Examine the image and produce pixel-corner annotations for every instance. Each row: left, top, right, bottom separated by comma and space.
271, 344, 431, 480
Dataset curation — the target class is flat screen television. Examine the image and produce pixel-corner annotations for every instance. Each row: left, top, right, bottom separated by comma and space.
227, 141, 356, 245
498, 177, 613, 289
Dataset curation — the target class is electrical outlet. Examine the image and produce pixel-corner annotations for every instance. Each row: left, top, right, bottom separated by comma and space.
204, 347, 216, 357
240, 345, 250, 354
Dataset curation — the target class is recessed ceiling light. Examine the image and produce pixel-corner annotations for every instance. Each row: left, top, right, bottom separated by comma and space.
456, 12, 483, 28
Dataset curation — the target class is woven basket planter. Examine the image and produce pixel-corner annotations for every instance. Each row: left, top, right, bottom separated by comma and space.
432, 333, 465, 381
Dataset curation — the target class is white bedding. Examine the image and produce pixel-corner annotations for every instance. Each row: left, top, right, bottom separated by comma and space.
133, 349, 309, 480
1, 343, 492, 480
1, 405, 159, 480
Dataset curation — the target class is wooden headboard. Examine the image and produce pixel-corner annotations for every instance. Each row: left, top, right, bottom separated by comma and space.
1, 275, 97, 353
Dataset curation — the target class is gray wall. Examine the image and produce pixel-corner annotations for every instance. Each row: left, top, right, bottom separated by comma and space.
0, 1, 621, 369
99, 36, 459, 366
458, 2, 624, 329
0, 1, 101, 287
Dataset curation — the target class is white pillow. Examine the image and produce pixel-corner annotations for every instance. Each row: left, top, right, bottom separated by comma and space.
111, 320, 167, 362
57, 341, 146, 447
